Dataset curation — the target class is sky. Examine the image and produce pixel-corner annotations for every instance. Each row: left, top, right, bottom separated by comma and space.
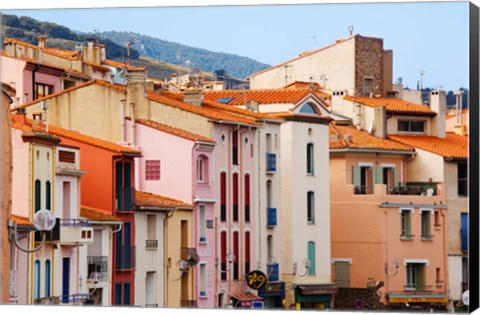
0, 0, 472, 91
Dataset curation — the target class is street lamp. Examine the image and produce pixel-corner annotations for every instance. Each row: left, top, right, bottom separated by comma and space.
9, 209, 56, 253
218, 253, 235, 273
292, 259, 311, 277
385, 259, 401, 276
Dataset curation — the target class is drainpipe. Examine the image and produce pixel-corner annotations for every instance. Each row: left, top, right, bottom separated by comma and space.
120, 100, 126, 143
130, 103, 136, 146
163, 210, 174, 307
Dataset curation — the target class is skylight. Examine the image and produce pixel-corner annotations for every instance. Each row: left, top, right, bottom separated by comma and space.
217, 97, 235, 104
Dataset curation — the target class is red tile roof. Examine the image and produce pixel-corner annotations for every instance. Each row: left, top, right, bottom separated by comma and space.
4, 38, 81, 60
330, 122, 414, 152
202, 89, 329, 105
344, 96, 436, 116
147, 92, 260, 126
80, 206, 121, 222
135, 118, 216, 143
11, 214, 33, 227
135, 191, 193, 209
387, 133, 468, 159
83, 61, 112, 72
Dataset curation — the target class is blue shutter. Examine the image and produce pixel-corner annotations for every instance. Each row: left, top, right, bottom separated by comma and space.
307, 241, 315, 275
461, 213, 468, 251
45, 259, 51, 297
124, 282, 131, 305
34, 260, 41, 300
114, 283, 122, 305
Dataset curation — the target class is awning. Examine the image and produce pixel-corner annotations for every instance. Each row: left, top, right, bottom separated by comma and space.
230, 293, 263, 307
388, 293, 449, 304
297, 284, 338, 295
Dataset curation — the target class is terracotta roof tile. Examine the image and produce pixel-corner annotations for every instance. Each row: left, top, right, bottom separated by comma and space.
202, 89, 329, 105
135, 118, 215, 143
387, 133, 468, 159
11, 214, 33, 226
135, 191, 193, 209
147, 92, 259, 126
83, 61, 112, 72
330, 122, 414, 152
80, 206, 121, 222
344, 96, 436, 116
4, 38, 81, 60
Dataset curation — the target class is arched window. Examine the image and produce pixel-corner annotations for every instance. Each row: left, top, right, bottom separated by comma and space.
307, 191, 315, 223
244, 174, 250, 222
307, 241, 316, 275
220, 231, 227, 281
34, 180, 41, 212
245, 232, 251, 274
299, 103, 317, 114
220, 172, 227, 222
232, 173, 239, 222
45, 259, 51, 297
307, 143, 314, 175
46, 181, 51, 210
34, 260, 41, 300
196, 155, 209, 183
233, 232, 239, 280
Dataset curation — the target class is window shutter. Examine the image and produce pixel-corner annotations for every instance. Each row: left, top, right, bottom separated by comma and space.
374, 167, 383, 185
394, 168, 399, 187
406, 211, 411, 237
352, 166, 361, 186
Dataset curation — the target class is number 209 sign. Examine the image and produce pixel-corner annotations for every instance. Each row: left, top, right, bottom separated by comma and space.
246, 270, 267, 290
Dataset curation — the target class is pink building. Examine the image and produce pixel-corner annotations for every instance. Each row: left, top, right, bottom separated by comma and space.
329, 122, 449, 311
125, 118, 217, 308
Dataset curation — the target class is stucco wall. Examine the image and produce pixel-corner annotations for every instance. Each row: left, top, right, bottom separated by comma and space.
406, 148, 445, 183
1, 56, 26, 105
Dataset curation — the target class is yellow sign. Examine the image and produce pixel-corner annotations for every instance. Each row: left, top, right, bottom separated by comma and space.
246, 270, 267, 290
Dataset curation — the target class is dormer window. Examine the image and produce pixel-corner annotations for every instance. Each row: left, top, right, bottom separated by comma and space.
398, 120, 425, 133
299, 103, 317, 114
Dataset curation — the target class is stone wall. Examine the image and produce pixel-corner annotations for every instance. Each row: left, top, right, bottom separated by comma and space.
355, 36, 385, 97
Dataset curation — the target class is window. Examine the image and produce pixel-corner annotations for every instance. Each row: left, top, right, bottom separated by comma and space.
398, 120, 425, 133
434, 210, 441, 227
220, 172, 227, 222
63, 80, 76, 90
245, 232, 251, 274
145, 160, 161, 181
306, 143, 314, 175
421, 210, 432, 239
63, 182, 71, 220
196, 156, 208, 183
232, 130, 239, 165
62, 258, 70, 303
307, 241, 315, 275
114, 283, 122, 305
147, 214, 157, 248
45, 259, 51, 297
406, 263, 426, 291
233, 232, 239, 280
401, 209, 413, 239
382, 167, 396, 188
124, 282, 131, 305
334, 261, 351, 288
307, 191, 315, 224
458, 162, 468, 197
200, 264, 207, 297
436, 268, 442, 284
461, 213, 468, 252
299, 103, 317, 114
244, 175, 250, 222
199, 205, 206, 243
353, 165, 374, 194
363, 78, 373, 96
35, 179, 41, 212
116, 162, 133, 210
220, 231, 227, 281
146, 272, 156, 306
232, 173, 239, 222
59, 150, 75, 163
34, 260, 41, 300
34, 83, 53, 100
46, 181, 51, 210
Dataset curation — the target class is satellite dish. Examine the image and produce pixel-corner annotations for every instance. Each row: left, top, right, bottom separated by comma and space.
462, 290, 469, 306
33, 209, 56, 231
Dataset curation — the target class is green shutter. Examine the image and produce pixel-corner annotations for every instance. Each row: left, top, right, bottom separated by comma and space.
374, 167, 383, 185
394, 168, 399, 187
416, 265, 425, 290
352, 166, 361, 187
406, 211, 411, 237
307, 242, 315, 275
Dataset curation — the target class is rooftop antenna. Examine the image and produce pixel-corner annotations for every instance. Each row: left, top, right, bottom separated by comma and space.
348, 26, 354, 36
419, 70, 425, 91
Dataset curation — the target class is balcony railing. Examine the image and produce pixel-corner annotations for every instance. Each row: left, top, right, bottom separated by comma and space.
115, 246, 136, 270
266, 153, 277, 173
354, 186, 374, 195
116, 187, 135, 211
387, 183, 438, 196
267, 263, 279, 281
87, 256, 108, 279
181, 247, 199, 266
146, 239, 158, 249
267, 207, 277, 227
180, 299, 197, 308
404, 284, 433, 292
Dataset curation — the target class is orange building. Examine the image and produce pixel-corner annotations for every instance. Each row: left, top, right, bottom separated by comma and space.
329, 121, 449, 311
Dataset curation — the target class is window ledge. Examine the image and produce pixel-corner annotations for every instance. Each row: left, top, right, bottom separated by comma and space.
400, 236, 414, 241
421, 237, 433, 241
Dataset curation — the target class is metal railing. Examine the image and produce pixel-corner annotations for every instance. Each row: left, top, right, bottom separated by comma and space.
146, 240, 158, 249
387, 183, 438, 196
87, 256, 108, 279
354, 186, 374, 195
60, 219, 92, 227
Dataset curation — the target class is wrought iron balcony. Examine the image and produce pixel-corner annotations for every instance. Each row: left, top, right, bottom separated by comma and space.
387, 183, 439, 196
87, 256, 108, 280
354, 185, 374, 195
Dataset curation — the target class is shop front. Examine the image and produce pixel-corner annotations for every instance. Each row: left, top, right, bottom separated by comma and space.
230, 293, 263, 309
294, 284, 338, 310
258, 282, 286, 309
388, 293, 449, 311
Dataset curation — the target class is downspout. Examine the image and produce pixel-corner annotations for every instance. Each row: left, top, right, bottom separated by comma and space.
120, 100, 126, 143
257, 123, 263, 271
130, 103, 136, 146
163, 209, 174, 307
239, 127, 249, 293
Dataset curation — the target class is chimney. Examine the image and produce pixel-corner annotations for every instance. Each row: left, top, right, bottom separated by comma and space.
331, 90, 348, 114
85, 38, 96, 63
374, 105, 387, 138
38, 36, 47, 48
430, 90, 446, 138
126, 67, 147, 118
15, 108, 27, 125
454, 90, 466, 135
183, 90, 203, 107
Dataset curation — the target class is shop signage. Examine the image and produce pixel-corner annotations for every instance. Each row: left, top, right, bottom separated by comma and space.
246, 270, 267, 290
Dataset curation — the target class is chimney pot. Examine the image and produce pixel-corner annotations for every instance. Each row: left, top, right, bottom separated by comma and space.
183, 90, 203, 107
15, 108, 27, 125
